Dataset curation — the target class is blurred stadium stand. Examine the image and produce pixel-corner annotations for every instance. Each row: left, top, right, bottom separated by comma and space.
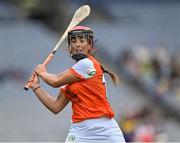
0, 0, 180, 142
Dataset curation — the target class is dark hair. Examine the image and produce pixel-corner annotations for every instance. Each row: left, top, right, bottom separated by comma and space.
101, 64, 119, 86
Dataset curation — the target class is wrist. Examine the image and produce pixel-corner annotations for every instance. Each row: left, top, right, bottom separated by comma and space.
39, 71, 46, 77
32, 85, 41, 92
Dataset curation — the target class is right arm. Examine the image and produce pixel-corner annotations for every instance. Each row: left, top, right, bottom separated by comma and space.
30, 74, 69, 114
34, 64, 81, 88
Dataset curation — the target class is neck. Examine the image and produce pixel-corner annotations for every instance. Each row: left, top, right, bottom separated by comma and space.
72, 53, 87, 61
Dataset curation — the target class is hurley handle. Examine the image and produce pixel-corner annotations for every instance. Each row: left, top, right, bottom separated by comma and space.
24, 52, 55, 91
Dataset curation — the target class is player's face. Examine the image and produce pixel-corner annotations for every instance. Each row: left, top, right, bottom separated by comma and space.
69, 35, 91, 56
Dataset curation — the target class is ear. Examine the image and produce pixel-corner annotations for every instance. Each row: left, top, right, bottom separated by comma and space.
87, 45, 92, 54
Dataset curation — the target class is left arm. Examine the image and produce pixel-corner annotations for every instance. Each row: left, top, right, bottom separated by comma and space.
29, 73, 70, 114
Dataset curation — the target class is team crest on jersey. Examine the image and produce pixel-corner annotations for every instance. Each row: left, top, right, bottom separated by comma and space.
87, 68, 96, 77
67, 134, 76, 142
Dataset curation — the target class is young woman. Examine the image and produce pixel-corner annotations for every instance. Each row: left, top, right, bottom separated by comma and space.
29, 26, 125, 142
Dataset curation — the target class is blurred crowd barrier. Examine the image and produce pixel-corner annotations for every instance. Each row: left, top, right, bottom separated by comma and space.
116, 45, 180, 119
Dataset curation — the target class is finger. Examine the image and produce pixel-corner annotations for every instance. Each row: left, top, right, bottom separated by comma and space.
27, 72, 36, 83
29, 74, 35, 81
34, 73, 38, 79
24, 72, 36, 90
26, 81, 33, 89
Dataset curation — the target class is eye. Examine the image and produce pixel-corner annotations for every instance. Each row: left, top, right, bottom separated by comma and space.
79, 37, 87, 43
71, 38, 76, 43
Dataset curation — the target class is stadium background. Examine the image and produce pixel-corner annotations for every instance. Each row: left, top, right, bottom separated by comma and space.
0, 0, 180, 142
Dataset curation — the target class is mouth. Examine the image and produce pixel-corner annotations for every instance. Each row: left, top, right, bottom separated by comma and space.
74, 49, 83, 54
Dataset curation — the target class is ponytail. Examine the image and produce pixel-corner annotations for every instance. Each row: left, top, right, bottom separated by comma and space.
101, 64, 119, 86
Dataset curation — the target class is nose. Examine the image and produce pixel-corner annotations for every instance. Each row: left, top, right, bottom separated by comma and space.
75, 39, 82, 47
75, 39, 83, 51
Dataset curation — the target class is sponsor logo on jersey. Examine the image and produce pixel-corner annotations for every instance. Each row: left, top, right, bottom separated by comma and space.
87, 68, 96, 77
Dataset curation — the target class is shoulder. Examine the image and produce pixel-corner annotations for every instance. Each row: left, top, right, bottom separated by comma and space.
73, 58, 94, 69
71, 58, 96, 79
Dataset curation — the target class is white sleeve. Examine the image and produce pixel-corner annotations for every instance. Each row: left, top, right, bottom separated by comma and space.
72, 58, 96, 79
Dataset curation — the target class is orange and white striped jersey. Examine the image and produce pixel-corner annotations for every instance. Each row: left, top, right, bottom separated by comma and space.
61, 55, 114, 123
